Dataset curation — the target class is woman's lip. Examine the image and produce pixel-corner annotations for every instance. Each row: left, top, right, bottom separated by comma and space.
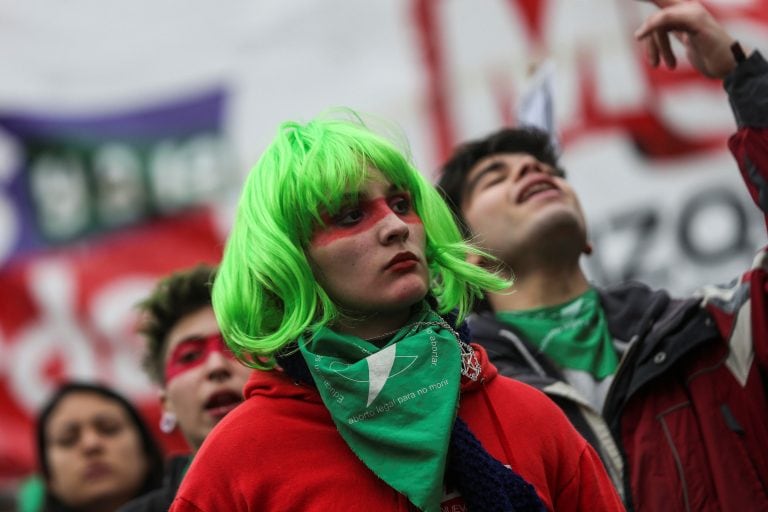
385, 252, 419, 270
83, 463, 112, 480
387, 260, 418, 272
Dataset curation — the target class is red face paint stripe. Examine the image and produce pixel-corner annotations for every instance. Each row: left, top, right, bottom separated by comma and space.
311, 196, 422, 247
164, 333, 234, 384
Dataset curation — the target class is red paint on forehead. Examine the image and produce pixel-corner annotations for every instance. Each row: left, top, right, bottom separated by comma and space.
311, 196, 421, 247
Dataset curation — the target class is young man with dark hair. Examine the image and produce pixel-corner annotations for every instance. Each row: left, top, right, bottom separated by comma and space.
119, 264, 252, 512
438, 2, 768, 510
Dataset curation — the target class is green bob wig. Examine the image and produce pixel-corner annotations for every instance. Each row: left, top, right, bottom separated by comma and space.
213, 111, 509, 369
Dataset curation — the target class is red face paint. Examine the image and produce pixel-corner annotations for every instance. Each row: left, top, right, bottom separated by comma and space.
164, 333, 235, 384
311, 193, 422, 247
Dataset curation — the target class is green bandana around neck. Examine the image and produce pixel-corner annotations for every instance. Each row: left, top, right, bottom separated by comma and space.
299, 306, 462, 512
496, 288, 618, 380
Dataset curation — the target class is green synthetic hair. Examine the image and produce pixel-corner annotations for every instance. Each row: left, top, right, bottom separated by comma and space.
213, 111, 510, 369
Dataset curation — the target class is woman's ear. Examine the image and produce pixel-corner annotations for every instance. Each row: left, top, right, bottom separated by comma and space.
467, 251, 511, 279
583, 242, 593, 256
467, 252, 491, 269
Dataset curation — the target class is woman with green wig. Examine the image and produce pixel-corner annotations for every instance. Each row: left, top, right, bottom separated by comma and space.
169, 112, 623, 512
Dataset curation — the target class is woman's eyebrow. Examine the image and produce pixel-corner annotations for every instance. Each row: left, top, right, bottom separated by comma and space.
92, 412, 123, 423
332, 183, 404, 208
56, 423, 78, 433
385, 181, 413, 195
50, 423, 79, 438
336, 192, 359, 206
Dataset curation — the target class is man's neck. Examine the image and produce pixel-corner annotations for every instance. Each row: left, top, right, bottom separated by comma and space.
488, 264, 591, 311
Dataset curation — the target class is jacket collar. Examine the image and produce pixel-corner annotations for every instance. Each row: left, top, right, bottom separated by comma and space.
595, 282, 671, 344
471, 283, 719, 413
467, 312, 564, 386
595, 282, 720, 425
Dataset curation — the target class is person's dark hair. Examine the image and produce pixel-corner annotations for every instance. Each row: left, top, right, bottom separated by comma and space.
137, 264, 216, 384
35, 381, 164, 511
437, 126, 564, 236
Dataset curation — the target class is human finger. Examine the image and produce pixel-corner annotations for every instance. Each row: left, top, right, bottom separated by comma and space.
644, 35, 660, 68
645, 0, 684, 8
655, 29, 677, 69
634, 4, 695, 40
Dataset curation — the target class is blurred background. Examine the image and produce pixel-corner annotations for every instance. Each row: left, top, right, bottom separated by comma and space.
1, 0, 766, 495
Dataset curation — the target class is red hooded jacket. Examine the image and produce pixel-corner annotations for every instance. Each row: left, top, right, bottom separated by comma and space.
170, 344, 623, 511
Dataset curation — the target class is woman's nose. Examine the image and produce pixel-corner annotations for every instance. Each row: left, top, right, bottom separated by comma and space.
79, 428, 105, 454
379, 213, 410, 245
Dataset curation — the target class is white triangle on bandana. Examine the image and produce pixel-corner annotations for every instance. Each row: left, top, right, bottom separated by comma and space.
366, 344, 397, 406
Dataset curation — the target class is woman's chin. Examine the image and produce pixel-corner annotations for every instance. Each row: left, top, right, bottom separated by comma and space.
387, 284, 430, 310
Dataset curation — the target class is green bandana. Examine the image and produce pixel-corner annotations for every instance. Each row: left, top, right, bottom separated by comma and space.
299, 307, 462, 512
496, 288, 618, 380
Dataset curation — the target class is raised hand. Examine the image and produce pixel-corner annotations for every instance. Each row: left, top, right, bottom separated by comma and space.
634, 0, 745, 79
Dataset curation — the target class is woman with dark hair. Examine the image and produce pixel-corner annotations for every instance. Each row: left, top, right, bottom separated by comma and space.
170, 112, 624, 511
36, 382, 164, 512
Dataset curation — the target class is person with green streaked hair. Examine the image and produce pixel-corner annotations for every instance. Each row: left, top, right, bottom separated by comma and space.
169, 111, 623, 512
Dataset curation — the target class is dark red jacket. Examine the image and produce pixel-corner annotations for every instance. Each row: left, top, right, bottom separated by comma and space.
469, 51, 768, 512
612, 51, 768, 512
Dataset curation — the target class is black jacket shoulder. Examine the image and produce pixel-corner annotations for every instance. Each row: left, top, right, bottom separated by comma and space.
117, 455, 191, 512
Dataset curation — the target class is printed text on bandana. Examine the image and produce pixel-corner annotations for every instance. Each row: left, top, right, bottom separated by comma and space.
348, 377, 450, 424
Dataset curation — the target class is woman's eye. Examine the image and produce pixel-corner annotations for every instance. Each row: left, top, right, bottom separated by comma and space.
390, 196, 411, 215
54, 433, 78, 448
335, 208, 364, 227
95, 420, 123, 437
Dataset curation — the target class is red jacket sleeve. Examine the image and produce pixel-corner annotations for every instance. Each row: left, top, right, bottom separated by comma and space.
725, 51, 768, 376
552, 442, 625, 512
725, 51, 768, 230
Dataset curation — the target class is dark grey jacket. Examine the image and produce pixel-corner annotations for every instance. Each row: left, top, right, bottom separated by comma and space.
117, 455, 191, 512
